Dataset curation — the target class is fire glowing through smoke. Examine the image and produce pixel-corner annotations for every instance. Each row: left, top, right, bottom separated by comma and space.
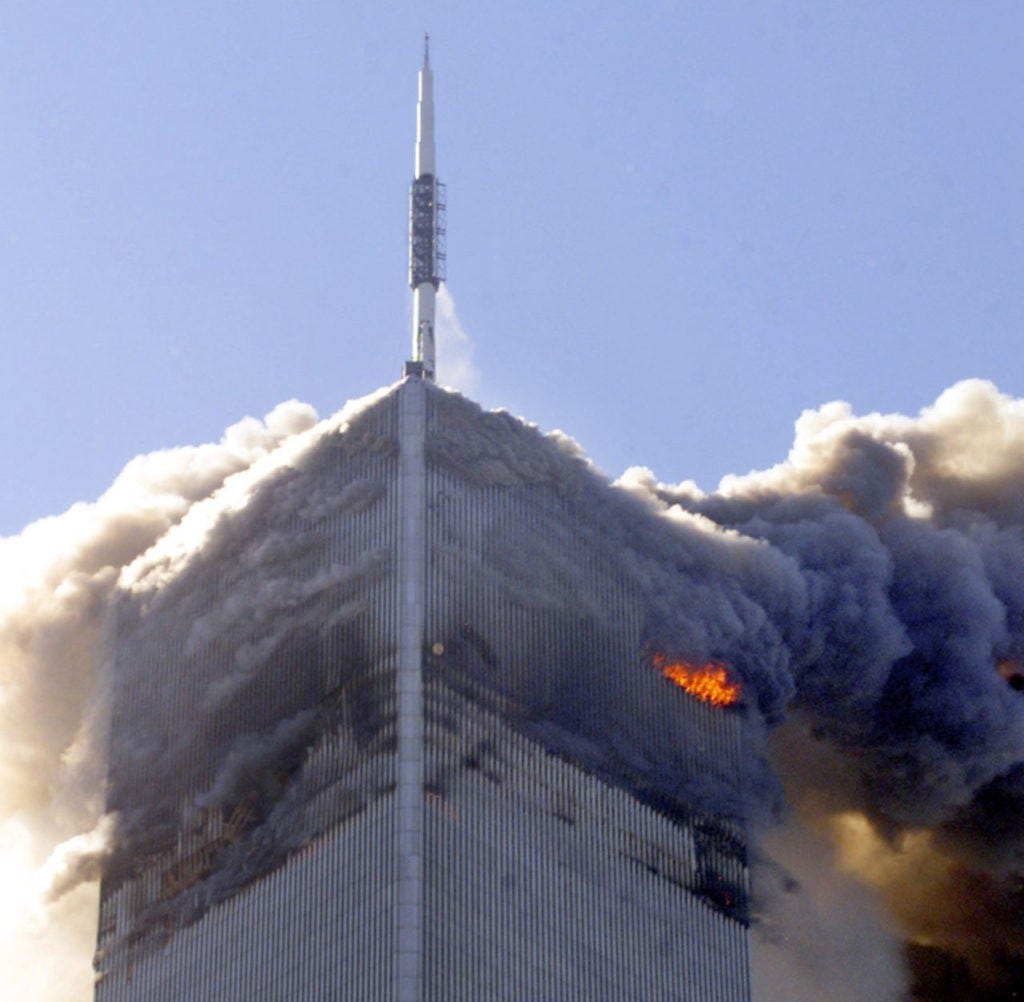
997, 658, 1024, 692
652, 653, 741, 707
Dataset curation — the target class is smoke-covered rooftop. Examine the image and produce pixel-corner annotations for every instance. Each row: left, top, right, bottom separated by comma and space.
4, 378, 1024, 998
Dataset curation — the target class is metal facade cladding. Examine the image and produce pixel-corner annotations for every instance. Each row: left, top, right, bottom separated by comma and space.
94, 381, 750, 1001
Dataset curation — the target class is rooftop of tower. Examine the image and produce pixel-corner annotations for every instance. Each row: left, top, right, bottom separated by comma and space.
103, 379, 772, 880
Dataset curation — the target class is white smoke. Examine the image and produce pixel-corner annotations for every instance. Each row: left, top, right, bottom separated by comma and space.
40, 813, 119, 902
750, 815, 908, 1002
435, 285, 480, 394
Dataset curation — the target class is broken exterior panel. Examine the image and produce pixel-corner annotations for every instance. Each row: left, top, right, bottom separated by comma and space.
94, 381, 752, 1000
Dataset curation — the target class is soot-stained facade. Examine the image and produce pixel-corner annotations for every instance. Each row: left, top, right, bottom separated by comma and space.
94, 379, 752, 1000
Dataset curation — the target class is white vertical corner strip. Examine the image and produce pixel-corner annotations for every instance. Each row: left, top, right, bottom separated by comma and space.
416, 60, 435, 178
395, 377, 426, 1000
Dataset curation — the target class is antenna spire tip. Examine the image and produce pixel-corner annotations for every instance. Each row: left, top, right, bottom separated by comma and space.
423, 32, 430, 68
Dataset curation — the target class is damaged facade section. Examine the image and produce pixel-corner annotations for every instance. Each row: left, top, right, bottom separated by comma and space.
95, 382, 753, 1000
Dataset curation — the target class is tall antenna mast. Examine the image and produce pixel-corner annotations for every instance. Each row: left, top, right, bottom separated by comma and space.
406, 32, 446, 380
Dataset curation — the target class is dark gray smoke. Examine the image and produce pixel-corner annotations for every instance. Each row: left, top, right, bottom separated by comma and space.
622, 378, 1024, 994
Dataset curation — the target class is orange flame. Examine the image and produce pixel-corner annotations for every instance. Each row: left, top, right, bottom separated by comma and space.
653, 653, 741, 707
998, 658, 1024, 691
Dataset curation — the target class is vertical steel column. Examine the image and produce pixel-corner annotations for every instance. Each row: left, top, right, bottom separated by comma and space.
394, 376, 426, 1000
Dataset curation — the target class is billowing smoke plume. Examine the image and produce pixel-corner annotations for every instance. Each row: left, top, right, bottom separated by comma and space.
620, 378, 1024, 997
5, 377, 1024, 999
0, 399, 318, 1002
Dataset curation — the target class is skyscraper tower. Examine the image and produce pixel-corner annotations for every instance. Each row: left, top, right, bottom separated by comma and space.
93, 43, 752, 1001
407, 34, 445, 381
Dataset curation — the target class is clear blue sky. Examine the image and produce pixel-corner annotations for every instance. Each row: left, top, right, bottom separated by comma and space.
2, 2, 1022, 536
